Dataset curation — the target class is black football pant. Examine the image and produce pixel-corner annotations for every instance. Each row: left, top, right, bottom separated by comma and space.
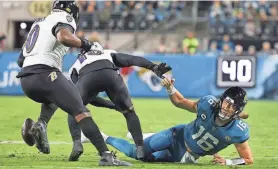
68, 68, 143, 147
20, 71, 109, 154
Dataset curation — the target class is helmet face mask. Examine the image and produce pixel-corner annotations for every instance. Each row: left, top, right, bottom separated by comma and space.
218, 87, 247, 121
219, 97, 238, 120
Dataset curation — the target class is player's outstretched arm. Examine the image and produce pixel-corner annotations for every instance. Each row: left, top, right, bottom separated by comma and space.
112, 53, 156, 69
56, 28, 90, 50
112, 53, 171, 78
212, 141, 253, 165
234, 141, 253, 165
161, 78, 197, 113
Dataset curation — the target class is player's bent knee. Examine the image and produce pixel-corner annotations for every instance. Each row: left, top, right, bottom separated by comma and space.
121, 106, 135, 114
75, 112, 91, 122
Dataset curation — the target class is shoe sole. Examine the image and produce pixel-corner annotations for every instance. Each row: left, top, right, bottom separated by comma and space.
31, 125, 50, 154
99, 161, 132, 166
68, 151, 83, 161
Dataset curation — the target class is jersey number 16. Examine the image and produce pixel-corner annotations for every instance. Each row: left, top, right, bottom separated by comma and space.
192, 126, 219, 151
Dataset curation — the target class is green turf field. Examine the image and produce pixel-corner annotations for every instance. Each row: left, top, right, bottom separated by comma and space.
0, 96, 277, 169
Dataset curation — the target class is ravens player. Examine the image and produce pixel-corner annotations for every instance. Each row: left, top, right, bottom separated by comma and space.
21, 48, 171, 161
17, 0, 131, 166
97, 78, 253, 165
67, 49, 171, 161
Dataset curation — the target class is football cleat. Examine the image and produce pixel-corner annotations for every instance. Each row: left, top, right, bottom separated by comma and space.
99, 151, 133, 166
31, 120, 50, 154
68, 140, 84, 161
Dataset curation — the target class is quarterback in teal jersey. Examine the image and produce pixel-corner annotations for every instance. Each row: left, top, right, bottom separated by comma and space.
96, 78, 253, 166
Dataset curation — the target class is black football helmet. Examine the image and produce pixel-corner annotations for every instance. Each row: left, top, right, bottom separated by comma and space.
218, 86, 248, 120
52, 0, 80, 23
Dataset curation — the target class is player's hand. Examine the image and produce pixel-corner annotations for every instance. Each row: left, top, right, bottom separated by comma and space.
161, 78, 175, 91
212, 154, 226, 165
80, 38, 92, 52
152, 63, 172, 79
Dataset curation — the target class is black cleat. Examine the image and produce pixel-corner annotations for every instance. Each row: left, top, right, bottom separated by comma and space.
31, 120, 50, 154
136, 145, 145, 160
68, 140, 84, 161
99, 152, 133, 166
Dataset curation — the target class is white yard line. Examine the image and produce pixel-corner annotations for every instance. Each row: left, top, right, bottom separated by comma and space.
0, 141, 71, 144
0, 166, 106, 169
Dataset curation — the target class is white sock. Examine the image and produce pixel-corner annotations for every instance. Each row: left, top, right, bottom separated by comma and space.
81, 131, 90, 143
126, 132, 155, 140
100, 131, 109, 142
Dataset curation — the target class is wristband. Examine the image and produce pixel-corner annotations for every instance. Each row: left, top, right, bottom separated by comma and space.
226, 158, 246, 165
225, 159, 233, 165
167, 86, 177, 95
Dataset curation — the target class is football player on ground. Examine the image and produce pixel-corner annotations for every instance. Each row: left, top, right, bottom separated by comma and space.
17, 0, 131, 166
96, 79, 253, 165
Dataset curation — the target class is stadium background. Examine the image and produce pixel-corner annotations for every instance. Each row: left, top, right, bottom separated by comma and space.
0, 1, 277, 169
0, 1, 278, 99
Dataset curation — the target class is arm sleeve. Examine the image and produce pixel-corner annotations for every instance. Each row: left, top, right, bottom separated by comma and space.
89, 97, 117, 110
17, 50, 25, 68
111, 53, 156, 70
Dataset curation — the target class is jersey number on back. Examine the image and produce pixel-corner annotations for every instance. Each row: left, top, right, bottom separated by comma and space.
25, 25, 40, 53
192, 126, 219, 151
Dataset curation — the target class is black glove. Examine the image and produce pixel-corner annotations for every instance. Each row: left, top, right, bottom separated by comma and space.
80, 38, 91, 52
152, 63, 172, 79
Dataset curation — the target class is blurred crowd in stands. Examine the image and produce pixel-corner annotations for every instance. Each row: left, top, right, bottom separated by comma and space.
2, 0, 278, 58
77, 0, 186, 31
209, 0, 278, 38
207, 0, 278, 57
154, 0, 278, 56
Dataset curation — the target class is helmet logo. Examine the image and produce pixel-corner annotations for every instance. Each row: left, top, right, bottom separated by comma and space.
66, 15, 73, 22
225, 136, 231, 142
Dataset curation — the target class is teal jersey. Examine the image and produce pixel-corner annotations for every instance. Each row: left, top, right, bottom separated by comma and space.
183, 95, 249, 156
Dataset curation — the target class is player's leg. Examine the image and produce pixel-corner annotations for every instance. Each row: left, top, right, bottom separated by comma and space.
41, 71, 130, 166
67, 72, 100, 161
38, 103, 58, 124
104, 70, 144, 159
67, 114, 83, 161
101, 127, 175, 162
127, 132, 155, 140
20, 73, 57, 154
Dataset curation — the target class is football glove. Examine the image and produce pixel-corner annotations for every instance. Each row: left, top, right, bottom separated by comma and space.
80, 38, 91, 52
152, 63, 172, 79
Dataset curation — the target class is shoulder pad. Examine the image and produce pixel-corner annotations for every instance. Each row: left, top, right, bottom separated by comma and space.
197, 95, 218, 116
50, 12, 77, 32
230, 120, 250, 143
